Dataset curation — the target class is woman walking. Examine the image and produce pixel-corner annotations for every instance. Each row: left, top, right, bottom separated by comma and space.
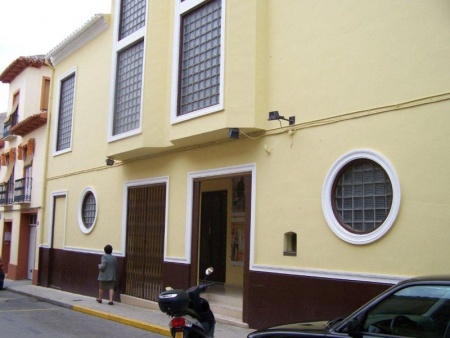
96, 244, 118, 305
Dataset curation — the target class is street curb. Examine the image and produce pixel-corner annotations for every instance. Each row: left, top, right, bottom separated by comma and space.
73, 305, 171, 337
6, 287, 73, 310
7, 287, 171, 336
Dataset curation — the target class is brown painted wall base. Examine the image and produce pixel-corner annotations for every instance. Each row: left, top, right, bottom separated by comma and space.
37, 250, 191, 302
247, 270, 392, 329
38, 248, 125, 301
37, 248, 392, 330
163, 262, 191, 290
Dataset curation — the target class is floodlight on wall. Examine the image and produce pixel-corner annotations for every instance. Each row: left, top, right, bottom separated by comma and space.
268, 111, 295, 125
106, 157, 115, 166
228, 128, 240, 139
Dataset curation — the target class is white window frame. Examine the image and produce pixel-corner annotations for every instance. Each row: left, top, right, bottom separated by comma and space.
44, 191, 68, 249
53, 67, 77, 156
77, 187, 98, 234
170, 0, 226, 124
322, 149, 401, 245
107, 0, 148, 142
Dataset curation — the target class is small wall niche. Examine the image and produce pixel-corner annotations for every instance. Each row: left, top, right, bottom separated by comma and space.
283, 231, 297, 256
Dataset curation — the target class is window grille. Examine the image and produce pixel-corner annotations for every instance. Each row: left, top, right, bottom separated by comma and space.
119, 0, 146, 40
334, 160, 392, 233
56, 74, 75, 151
6, 169, 14, 205
113, 41, 144, 135
82, 191, 96, 229
30, 214, 37, 226
178, 0, 222, 115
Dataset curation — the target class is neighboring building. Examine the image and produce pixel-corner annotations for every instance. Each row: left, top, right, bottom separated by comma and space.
39, 0, 450, 329
0, 55, 50, 284
0, 113, 7, 138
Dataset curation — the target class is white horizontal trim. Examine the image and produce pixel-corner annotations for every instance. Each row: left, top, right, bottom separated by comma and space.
108, 127, 142, 143
62, 245, 125, 257
38, 244, 125, 257
164, 257, 190, 264
170, 105, 223, 125
251, 264, 407, 285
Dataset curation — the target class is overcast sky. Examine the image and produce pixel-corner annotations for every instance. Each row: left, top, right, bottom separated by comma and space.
0, 0, 111, 113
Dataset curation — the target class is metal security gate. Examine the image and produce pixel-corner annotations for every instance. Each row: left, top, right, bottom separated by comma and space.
125, 184, 166, 301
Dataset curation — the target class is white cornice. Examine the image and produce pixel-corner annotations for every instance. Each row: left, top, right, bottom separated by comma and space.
46, 14, 110, 66
251, 264, 406, 285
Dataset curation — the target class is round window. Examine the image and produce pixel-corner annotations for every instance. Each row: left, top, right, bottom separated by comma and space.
78, 187, 98, 234
322, 150, 400, 245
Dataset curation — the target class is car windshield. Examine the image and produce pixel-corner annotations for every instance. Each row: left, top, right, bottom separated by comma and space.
362, 285, 450, 337
370, 286, 450, 316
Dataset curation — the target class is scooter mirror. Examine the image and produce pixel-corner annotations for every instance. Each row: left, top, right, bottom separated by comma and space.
205, 267, 214, 276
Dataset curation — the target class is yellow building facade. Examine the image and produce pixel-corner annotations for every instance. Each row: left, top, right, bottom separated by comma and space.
39, 0, 450, 329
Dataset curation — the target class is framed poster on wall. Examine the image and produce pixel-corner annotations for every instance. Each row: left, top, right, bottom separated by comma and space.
231, 177, 246, 266
231, 213, 245, 266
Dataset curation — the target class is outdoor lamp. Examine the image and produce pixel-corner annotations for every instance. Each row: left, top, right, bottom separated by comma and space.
228, 128, 240, 139
106, 157, 115, 166
268, 111, 295, 125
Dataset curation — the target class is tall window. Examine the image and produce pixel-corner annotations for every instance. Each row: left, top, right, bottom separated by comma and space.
113, 41, 144, 135
56, 73, 75, 152
12, 92, 20, 114
4, 93, 20, 138
6, 166, 14, 205
24, 165, 33, 202
40, 77, 51, 111
119, 0, 146, 40
173, 0, 224, 120
111, 0, 146, 139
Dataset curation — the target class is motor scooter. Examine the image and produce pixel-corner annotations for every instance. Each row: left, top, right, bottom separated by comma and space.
158, 267, 216, 338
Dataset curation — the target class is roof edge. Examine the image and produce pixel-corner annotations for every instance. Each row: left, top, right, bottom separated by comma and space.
0, 55, 46, 84
46, 14, 110, 66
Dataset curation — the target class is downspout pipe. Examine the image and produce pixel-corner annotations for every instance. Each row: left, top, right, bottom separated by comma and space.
34, 58, 55, 285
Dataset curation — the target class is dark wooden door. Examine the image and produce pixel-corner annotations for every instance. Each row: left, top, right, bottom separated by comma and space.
199, 190, 227, 283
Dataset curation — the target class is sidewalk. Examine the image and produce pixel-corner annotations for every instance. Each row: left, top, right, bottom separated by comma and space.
3, 279, 254, 338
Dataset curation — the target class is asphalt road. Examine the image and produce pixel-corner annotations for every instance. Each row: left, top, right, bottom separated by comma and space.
0, 290, 166, 337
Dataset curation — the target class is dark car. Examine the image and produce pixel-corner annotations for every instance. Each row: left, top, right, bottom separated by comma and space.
248, 276, 450, 338
0, 257, 4, 289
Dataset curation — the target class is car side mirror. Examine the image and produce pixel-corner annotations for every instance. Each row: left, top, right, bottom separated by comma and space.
347, 317, 362, 338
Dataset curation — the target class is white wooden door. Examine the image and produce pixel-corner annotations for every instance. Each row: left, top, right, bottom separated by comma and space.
27, 226, 37, 280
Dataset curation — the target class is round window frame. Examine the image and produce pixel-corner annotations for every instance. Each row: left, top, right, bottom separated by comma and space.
77, 187, 98, 234
322, 149, 401, 245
